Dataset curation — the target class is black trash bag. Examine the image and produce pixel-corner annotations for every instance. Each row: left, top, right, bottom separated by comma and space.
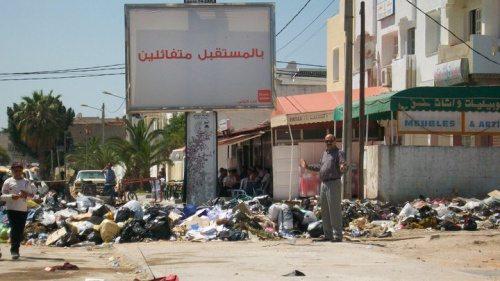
87, 230, 103, 244
291, 208, 307, 232
120, 219, 147, 243
218, 229, 248, 241
144, 205, 170, 218
44, 196, 62, 211
115, 207, 134, 223
440, 220, 461, 231
145, 216, 171, 240
255, 195, 273, 209
91, 204, 109, 218
88, 216, 104, 226
307, 220, 323, 238
463, 217, 477, 231
417, 205, 436, 219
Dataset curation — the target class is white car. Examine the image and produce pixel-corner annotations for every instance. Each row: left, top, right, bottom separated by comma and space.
71, 170, 106, 196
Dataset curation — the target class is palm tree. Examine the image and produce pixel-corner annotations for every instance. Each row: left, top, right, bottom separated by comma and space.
66, 137, 120, 171
108, 118, 166, 180
7, 90, 75, 177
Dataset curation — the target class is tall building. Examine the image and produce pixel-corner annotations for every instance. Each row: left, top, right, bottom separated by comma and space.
327, 0, 500, 146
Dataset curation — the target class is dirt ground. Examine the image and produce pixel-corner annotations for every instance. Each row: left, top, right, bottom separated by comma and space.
0, 229, 498, 281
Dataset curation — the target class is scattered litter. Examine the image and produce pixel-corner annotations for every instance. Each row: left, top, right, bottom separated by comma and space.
150, 275, 180, 281
44, 262, 79, 272
283, 270, 306, 277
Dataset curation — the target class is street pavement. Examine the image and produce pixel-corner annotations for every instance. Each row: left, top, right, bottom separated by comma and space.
0, 230, 498, 281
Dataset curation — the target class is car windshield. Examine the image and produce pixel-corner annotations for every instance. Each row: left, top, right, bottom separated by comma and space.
77, 171, 105, 180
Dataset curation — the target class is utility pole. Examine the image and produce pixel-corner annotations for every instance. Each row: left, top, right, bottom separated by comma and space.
101, 103, 105, 145
342, 0, 354, 199
358, 1, 366, 199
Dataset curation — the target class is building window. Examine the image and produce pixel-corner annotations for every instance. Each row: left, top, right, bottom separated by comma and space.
469, 9, 482, 35
407, 28, 415, 55
393, 35, 399, 59
332, 48, 340, 82
425, 10, 441, 55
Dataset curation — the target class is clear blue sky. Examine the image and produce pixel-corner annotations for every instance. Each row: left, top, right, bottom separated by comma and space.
0, 0, 338, 128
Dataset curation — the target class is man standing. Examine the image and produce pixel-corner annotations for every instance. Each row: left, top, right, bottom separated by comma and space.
0, 162, 34, 259
302, 134, 347, 242
102, 163, 116, 201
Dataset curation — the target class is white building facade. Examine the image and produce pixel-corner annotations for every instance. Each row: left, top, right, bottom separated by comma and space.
347, 0, 500, 91
329, 0, 500, 147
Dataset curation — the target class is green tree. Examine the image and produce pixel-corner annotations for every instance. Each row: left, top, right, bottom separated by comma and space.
7, 90, 75, 177
66, 137, 120, 171
109, 118, 166, 179
0, 146, 11, 165
160, 113, 186, 164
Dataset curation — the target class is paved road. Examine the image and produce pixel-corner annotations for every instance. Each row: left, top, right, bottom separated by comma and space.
118, 230, 500, 281
0, 230, 498, 280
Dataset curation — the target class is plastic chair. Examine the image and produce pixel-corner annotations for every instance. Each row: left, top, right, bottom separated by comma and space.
231, 189, 247, 198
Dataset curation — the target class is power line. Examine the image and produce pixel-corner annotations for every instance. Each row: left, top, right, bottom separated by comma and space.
277, 0, 336, 53
106, 99, 126, 113
0, 63, 124, 76
283, 22, 327, 60
276, 0, 313, 37
0, 72, 125, 81
0, 66, 125, 78
276, 61, 326, 68
404, 0, 499, 66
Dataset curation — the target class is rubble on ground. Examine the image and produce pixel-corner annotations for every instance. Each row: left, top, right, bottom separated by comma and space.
0, 190, 497, 246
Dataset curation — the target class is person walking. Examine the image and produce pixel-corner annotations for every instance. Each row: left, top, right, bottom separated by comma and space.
301, 134, 347, 242
0, 162, 34, 259
102, 163, 117, 201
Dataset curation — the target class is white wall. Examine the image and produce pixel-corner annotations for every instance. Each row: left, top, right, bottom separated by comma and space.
272, 145, 299, 200
471, 35, 500, 74
365, 145, 500, 203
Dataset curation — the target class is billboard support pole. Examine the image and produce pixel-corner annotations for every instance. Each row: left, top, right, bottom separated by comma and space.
183, 0, 218, 205
185, 112, 218, 205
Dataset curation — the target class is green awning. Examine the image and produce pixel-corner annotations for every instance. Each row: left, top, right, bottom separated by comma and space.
391, 86, 500, 112
333, 92, 396, 121
333, 86, 500, 121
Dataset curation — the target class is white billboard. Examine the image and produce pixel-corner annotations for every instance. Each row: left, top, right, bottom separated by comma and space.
125, 4, 275, 112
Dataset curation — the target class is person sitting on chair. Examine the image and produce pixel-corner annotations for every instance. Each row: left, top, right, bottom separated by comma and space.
222, 169, 239, 196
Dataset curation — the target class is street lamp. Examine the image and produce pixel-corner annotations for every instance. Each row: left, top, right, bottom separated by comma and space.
103, 91, 125, 100
81, 103, 105, 145
102, 91, 132, 121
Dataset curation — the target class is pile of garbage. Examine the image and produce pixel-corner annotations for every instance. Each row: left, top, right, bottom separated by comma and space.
0, 190, 497, 246
345, 191, 499, 238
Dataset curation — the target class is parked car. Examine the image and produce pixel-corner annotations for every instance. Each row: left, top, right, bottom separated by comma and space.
70, 170, 106, 197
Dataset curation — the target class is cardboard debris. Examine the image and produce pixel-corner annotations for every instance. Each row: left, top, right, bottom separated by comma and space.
45, 228, 67, 246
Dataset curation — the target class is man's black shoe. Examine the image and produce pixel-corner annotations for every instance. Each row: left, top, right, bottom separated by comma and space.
11, 251, 19, 260
313, 237, 331, 242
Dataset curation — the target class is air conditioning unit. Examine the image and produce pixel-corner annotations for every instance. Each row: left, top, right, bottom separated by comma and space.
381, 66, 392, 87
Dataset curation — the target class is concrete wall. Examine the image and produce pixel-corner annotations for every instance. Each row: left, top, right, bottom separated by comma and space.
365, 145, 500, 203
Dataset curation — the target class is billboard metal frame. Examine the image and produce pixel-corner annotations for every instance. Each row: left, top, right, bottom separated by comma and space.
125, 3, 276, 113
